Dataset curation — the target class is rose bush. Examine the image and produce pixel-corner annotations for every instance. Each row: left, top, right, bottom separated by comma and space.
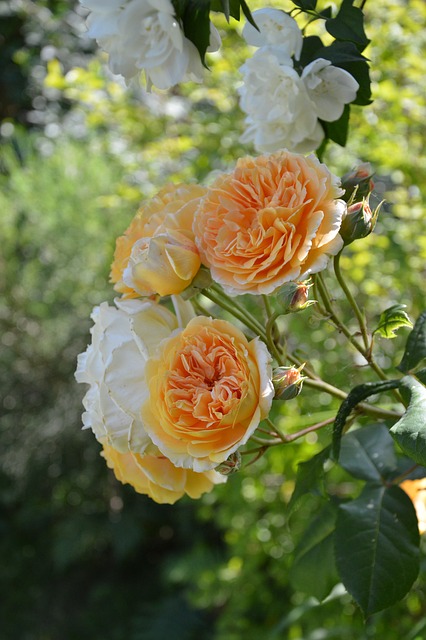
102, 444, 225, 504
193, 151, 346, 296
111, 183, 205, 298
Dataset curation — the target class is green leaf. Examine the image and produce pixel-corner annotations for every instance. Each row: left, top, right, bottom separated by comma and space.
290, 503, 338, 601
374, 304, 413, 339
325, 0, 370, 51
335, 485, 419, 616
292, 0, 318, 10
182, 1, 211, 65
239, 0, 256, 28
333, 379, 401, 460
390, 375, 426, 466
314, 42, 371, 105
287, 447, 330, 514
398, 311, 426, 373
210, 0, 235, 20
321, 104, 350, 147
299, 35, 324, 68
340, 424, 398, 482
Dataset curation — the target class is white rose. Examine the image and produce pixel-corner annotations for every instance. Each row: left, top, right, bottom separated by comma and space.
242, 8, 303, 60
81, 0, 221, 89
302, 58, 359, 122
239, 47, 323, 153
75, 298, 180, 453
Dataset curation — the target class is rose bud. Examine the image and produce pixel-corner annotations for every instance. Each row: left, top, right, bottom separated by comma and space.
273, 365, 306, 400
340, 198, 382, 246
276, 280, 315, 314
341, 162, 375, 203
216, 451, 242, 476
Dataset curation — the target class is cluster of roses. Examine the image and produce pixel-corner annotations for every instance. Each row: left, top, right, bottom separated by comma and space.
238, 8, 360, 153
76, 151, 347, 503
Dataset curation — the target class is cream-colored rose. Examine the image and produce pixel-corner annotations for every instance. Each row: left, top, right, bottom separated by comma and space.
111, 183, 206, 298
140, 316, 274, 472
75, 297, 184, 453
102, 444, 226, 504
193, 151, 346, 296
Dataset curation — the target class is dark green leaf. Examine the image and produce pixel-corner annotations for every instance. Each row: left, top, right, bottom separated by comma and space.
374, 304, 413, 339
239, 0, 256, 28
290, 503, 338, 601
415, 368, 426, 385
390, 375, 426, 466
325, 0, 370, 51
398, 311, 426, 373
292, 0, 318, 10
210, 0, 236, 20
318, 6, 332, 19
333, 378, 401, 459
340, 424, 398, 482
287, 447, 330, 514
299, 35, 324, 68
335, 485, 419, 615
316, 41, 368, 65
182, 1, 211, 64
321, 104, 350, 147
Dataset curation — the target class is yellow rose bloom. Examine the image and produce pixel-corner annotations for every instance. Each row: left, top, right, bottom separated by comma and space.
111, 183, 205, 298
102, 444, 226, 505
193, 151, 346, 296
141, 316, 274, 472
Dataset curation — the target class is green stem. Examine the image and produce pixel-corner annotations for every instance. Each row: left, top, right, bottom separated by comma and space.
334, 251, 370, 350
210, 285, 266, 337
202, 289, 265, 338
303, 378, 402, 420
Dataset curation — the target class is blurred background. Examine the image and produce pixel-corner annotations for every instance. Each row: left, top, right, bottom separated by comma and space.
0, 0, 425, 638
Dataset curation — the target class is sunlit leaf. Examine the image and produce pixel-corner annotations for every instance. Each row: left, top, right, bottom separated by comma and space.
374, 304, 413, 339
335, 485, 419, 615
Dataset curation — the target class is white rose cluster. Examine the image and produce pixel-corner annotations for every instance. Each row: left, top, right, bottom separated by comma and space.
239, 8, 360, 153
80, 0, 221, 90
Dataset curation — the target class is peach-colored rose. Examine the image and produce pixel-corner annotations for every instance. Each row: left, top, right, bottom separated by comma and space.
193, 151, 346, 296
401, 478, 426, 534
141, 316, 274, 472
102, 444, 225, 505
111, 183, 205, 298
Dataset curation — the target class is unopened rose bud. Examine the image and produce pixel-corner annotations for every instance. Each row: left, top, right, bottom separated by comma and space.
272, 365, 306, 400
341, 163, 375, 203
216, 451, 241, 476
340, 198, 382, 246
276, 280, 315, 314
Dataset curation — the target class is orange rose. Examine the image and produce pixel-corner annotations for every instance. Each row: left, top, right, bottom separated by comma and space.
141, 316, 274, 472
193, 151, 346, 295
401, 478, 426, 534
111, 183, 205, 298
102, 444, 225, 505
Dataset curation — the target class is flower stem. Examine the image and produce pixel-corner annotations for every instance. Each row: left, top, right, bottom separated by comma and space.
333, 251, 370, 350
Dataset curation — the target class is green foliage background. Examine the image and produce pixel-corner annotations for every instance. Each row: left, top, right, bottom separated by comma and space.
0, 1, 425, 638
